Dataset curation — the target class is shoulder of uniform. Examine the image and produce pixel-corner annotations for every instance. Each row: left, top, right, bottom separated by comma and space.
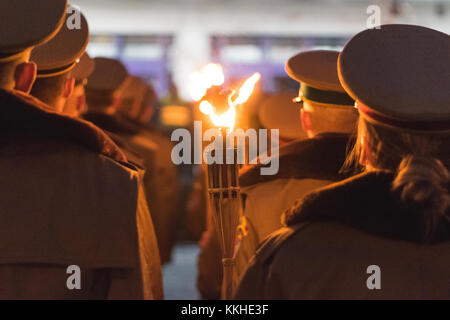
281, 170, 394, 227
239, 133, 351, 187
0, 89, 127, 163
30, 139, 140, 181
254, 172, 394, 266
71, 143, 142, 183
254, 223, 310, 265
280, 169, 450, 244
0, 139, 141, 268
145, 127, 174, 147
129, 132, 159, 151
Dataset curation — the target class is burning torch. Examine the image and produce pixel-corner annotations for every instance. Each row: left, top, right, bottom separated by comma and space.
190, 65, 261, 299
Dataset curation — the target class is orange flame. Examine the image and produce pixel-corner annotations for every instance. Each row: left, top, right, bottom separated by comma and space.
200, 100, 237, 130
188, 63, 225, 101
195, 69, 261, 131
234, 73, 261, 105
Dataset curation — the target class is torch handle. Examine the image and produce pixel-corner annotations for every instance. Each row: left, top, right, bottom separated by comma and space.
221, 258, 235, 300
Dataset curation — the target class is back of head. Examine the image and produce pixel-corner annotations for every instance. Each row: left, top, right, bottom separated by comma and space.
30, 72, 69, 109
302, 99, 358, 137
63, 53, 95, 117
30, 6, 90, 112
137, 85, 158, 124
85, 88, 116, 113
85, 57, 128, 114
339, 24, 450, 242
118, 76, 147, 120
258, 92, 307, 143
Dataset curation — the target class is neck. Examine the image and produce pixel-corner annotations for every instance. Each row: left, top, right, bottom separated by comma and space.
33, 95, 63, 113
87, 106, 116, 115
0, 80, 15, 92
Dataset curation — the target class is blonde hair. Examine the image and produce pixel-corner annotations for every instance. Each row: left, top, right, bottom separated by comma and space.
345, 117, 450, 241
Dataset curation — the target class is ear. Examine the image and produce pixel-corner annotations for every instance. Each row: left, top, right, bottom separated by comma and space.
359, 135, 370, 166
140, 106, 155, 123
62, 77, 75, 99
300, 109, 312, 132
110, 94, 123, 113
14, 62, 37, 93
76, 93, 87, 115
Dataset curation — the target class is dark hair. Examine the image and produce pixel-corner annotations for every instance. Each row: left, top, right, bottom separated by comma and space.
85, 88, 115, 110
30, 73, 68, 106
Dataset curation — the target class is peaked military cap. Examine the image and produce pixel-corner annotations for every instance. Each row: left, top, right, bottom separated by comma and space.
72, 53, 95, 82
121, 76, 147, 101
339, 24, 450, 132
286, 50, 355, 107
31, 6, 89, 78
86, 58, 128, 93
0, 0, 67, 61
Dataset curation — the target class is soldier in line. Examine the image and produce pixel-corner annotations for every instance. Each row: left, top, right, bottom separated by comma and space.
118, 79, 180, 264
83, 61, 181, 265
197, 50, 359, 299
83, 58, 142, 136
0, 0, 162, 299
235, 24, 450, 300
29, 8, 89, 112
63, 53, 95, 117
235, 50, 358, 273
82, 58, 162, 247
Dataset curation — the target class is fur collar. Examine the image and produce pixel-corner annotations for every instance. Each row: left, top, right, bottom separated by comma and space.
282, 170, 450, 244
0, 90, 126, 162
239, 133, 352, 187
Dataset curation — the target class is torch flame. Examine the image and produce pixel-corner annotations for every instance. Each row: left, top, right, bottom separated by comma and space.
202, 63, 225, 87
198, 71, 261, 131
199, 100, 236, 130
188, 63, 225, 101
199, 100, 214, 115
188, 72, 208, 102
234, 73, 261, 105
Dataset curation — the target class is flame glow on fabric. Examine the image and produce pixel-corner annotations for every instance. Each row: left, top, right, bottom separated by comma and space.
189, 64, 261, 299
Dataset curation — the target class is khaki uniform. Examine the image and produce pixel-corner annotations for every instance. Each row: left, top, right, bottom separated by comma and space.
235, 171, 450, 299
197, 133, 351, 299
121, 118, 180, 264
0, 90, 163, 299
82, 112, 170, 260
82, 112, 158, 195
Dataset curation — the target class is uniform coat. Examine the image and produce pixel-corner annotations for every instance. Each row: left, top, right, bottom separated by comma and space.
119, 116, 180, 264
82, 112, 174, 263
235, 170, 450, 299
197, 133, 352, 299
0, 90, 163, 299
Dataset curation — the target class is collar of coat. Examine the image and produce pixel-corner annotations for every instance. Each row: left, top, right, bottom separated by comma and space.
239, 133, 352, 187
0, 89, 127, 163
282, 170, 450, 244
83, 112, 140, 136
